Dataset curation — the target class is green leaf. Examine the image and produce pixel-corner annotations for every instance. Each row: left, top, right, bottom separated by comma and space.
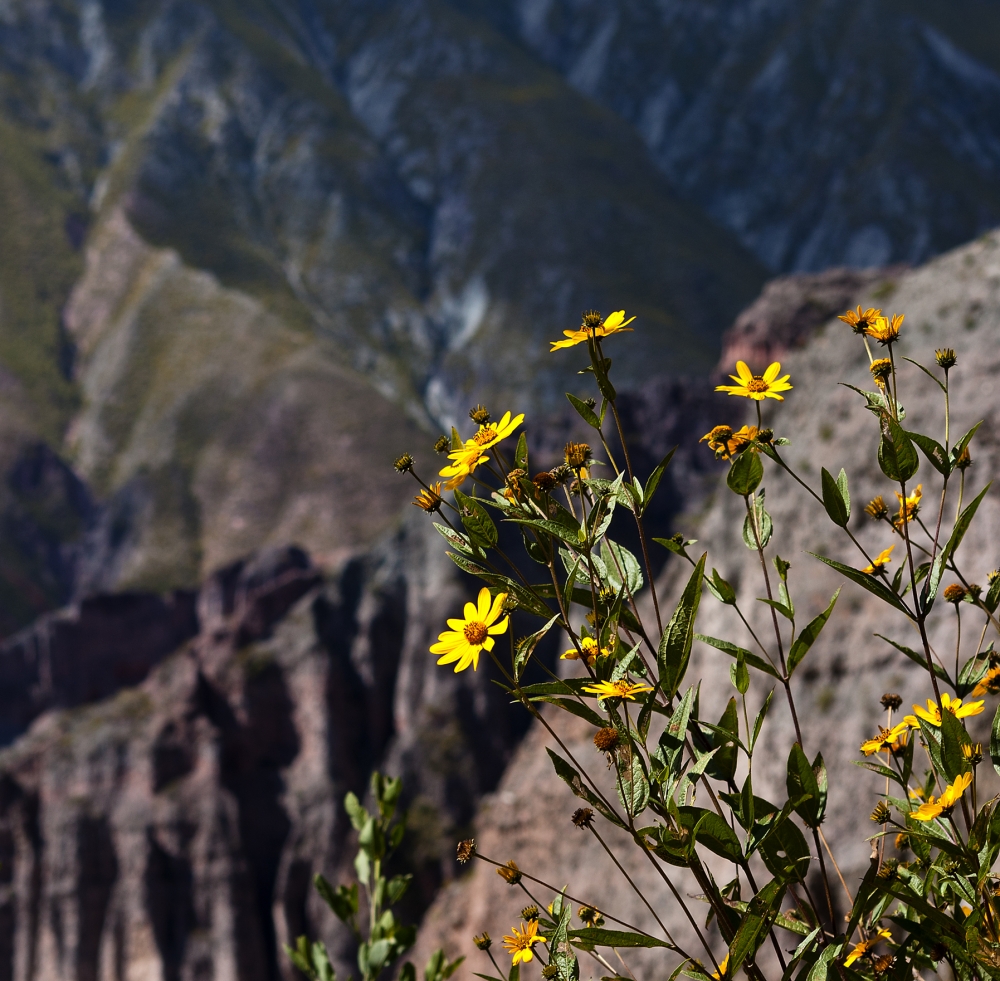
617, 753, 650, 818
315, 875, 358, 923
601, 539, 643, 594
878, 414, 919, 482
939, 708, 973, 781
536, 697, 606, 729
549, 889, 577, 981
514, 615, 560, 681
705, 698, 740, 782
345, 792, 368, 831
950, 420, 982, 466
642, 448, 676, 514
706, 568, 736, 605
986, 577, 1000, 614
514, 432, 528, 471
874, 633, 951, 684
566, 393, 601, 429
684, 806, 744, 863
751, 690, 774, 749
728, 451, 764, 496
907, 430, 950, 476
456, 492, 498, 548
695, 634, 780, 679
731, 650, 750, 694
787, 588, 840, 675
568, 928, 673, 950
658, 554, 706, 699
991, 703, 1000, 778
757, 596, 792, 620
786, 743, 827, 829
809, 552, 910, 615
820, 467, 850, 526
742, 490, 773, 549
728, 878, 786, 975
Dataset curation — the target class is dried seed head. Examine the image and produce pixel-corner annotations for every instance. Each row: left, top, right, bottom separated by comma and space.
497, 860, 522, 885
894, 833, 909, 851
394, 453, 415, 473
550, 464, 574, 485
935, 348, 957, 369
542, 965, 559, 979
521, 905, 539, 921
572, 807, 594, 829
880, 693, 902, 711
564, 442, 592, 469
594, 727, 620, 752
944, 583, 967, 604
533, 471, 557, 491
756, 428, 774, 444
873, 955, 895, 975
473, 933, 492, 951
577, 904, 601, 926
469, 405, 491, 425
865, 496, 889, 520
456, 839, 476, 864
871, 801, 891, 824
434, 435, 451, 455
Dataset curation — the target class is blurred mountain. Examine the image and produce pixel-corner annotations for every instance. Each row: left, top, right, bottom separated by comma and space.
479, 0, 1000, 271
0, 0, 766, 622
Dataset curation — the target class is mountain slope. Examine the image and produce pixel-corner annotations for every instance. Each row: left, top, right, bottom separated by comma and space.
0, 0, 765, 606
485, 0, 1000, 272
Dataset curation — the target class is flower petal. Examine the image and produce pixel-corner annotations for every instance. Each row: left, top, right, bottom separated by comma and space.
763, 361, 782, 383
487, 615, 509, 635
735, 361, 753, 384
487, 591, 507, 624
476, 587, 492, 619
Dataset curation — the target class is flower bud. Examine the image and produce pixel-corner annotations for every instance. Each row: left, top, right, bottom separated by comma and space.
469, 405, 491, 425
935, 348, 957, 369
497, 860, 522, 885
521, 905, 538, 921
564, 442, 592, 469
871, 801, 891, 824
394, 453, 415, 473
865, 496, 889, 520
944, 583, 967, 604
434, 435, 450, 454
473, 933, 492, 951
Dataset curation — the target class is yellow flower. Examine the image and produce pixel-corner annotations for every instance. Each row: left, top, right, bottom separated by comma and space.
860, 721, 909, 756
711, 954, 730, 980
865, 496, 889, 520
562, 637, 609, 666
430, 588, 509, 672
862, 545, 894, 575
866, 313, 904, 345
438, 442, 489, 490
715, 361, 793, 401
502, 921, 546, 965
973, 666, 1000, 697
551, 310, 636, 351
413, 483, 444, 513
912, 772, 972, 821
838, 306, 882, 335
904, 693, 984, 728
844, 928, 892, 966
700, 424, 760, 460
582, 679, 654, 701
470, 411, 524, 450
893, 485, 921, 529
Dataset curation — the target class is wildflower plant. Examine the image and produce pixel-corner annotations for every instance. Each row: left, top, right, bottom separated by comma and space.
393, 305, 1000, 981
286, 772, 463, 981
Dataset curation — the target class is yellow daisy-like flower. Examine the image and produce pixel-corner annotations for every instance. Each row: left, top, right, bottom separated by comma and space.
912, 772, 973, 822
838, 306, 883, 335
904, 692, 984, 729
561, 636, 610, 666
860, 721, 910, 756
413, 482, 444, 513
582, 679, 654, 701
715, 361, 793, 401
844, 928, 892, 966
469, 411, 524, 450
550, 310, 636, 351
700, 424, 760, 460
438, 441, 489, 490
862, 545, 894, 575
502, 921, 546, 965
866, 313, 904, 345
892, 484, 921, 529
429, 588, 509, 672
973, 665, 1000, 697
